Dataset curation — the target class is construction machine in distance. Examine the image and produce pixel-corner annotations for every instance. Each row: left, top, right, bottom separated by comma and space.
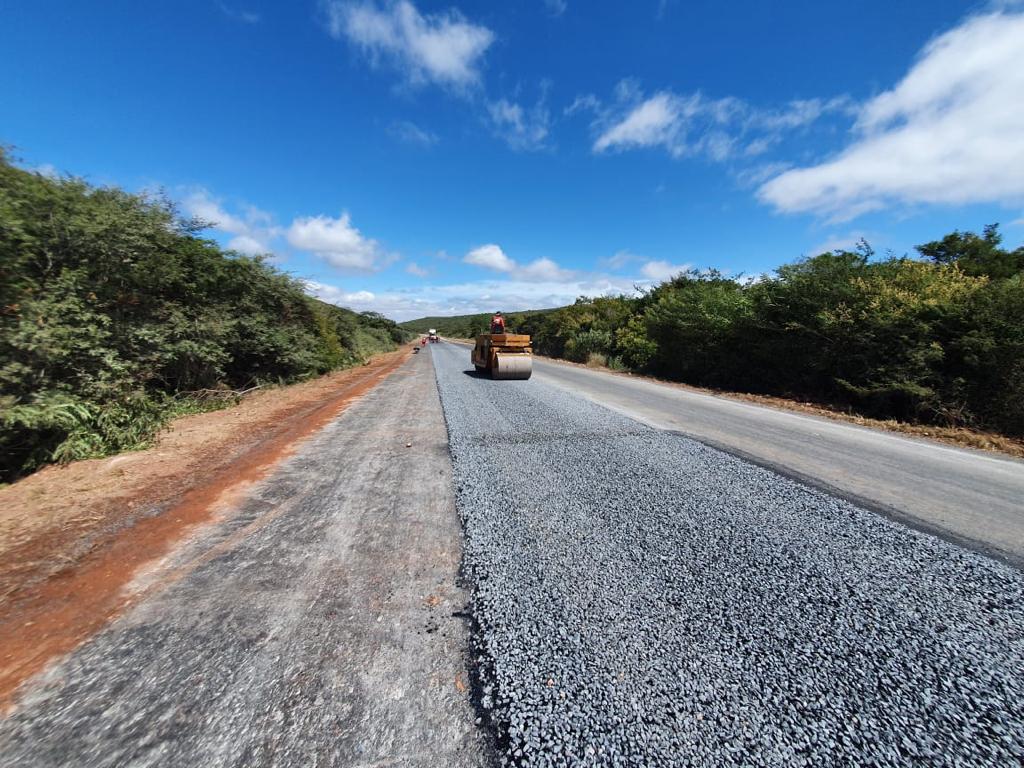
472, 333, 533, 380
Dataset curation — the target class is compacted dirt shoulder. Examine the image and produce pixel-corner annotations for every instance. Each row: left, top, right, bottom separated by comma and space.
0, 347, 410, 704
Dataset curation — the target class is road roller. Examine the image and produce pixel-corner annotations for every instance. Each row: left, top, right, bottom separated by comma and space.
472, 333, 533, 380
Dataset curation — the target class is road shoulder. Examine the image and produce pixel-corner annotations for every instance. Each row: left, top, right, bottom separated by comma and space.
0, 348, 410, 707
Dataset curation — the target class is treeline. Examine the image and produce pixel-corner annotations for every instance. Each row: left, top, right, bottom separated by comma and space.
0, 152, 408, 481
407, 227, 1024, 438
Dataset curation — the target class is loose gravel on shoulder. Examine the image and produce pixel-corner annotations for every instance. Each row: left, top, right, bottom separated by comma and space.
430, 342, 1024, 767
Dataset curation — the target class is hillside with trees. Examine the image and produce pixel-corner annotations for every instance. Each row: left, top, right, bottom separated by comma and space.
404, 231, 1024, 439
0, 152, 408, 481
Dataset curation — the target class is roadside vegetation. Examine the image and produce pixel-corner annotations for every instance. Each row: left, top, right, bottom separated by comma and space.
0, 151, 408, 482
404, 228, 1024, 441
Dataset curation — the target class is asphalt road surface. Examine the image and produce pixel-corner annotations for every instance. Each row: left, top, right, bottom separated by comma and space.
0, 351, 488, 767
520, 353, 1024, 568
432, 341, 1024, 766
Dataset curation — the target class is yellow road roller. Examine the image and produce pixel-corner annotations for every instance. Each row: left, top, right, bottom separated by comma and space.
472, 333, 533, 380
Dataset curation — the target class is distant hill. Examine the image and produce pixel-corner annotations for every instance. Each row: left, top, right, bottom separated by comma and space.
401, 308, 560, 338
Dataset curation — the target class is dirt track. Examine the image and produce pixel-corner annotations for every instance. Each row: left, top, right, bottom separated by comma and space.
0, 349, 410, 707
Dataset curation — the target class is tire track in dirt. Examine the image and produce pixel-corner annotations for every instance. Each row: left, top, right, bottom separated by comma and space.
0, 349, 410, 708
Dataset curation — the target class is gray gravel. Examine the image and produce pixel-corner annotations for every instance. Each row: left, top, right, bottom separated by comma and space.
430, 342, 1024, 767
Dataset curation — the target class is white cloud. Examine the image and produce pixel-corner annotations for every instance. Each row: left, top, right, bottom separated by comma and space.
182, 191, 399, 270
543, 0, 567, 17
388, 120, 438, 146
33, 163, 59, 179
304, 280, 377, 307
182, 189, 280, 255
591, 87, 745, 160
808, 232, 874, 255
184, 190, 246, 232
599, 249, 642, 270
735, 161, 793, 189
753, 97, 854, 132
226, 235, 266, 255
287, 213, 392, 271
521, 257, 575, 281
309, 274, 645, 321
326, 0, 494, 89
586, 81, 850, 163
488, 96, 550, 151
463, 245, 575, 282
305, 254, 701, 322
758, 11, 1024, 219
641, 259, 691, 281
464, 243, 516, 272
595, 92, 684, 155
406, 261, 430, 277
565, 93, 600, 116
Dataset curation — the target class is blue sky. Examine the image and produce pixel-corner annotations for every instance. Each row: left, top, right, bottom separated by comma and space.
3, 0, 1023, 319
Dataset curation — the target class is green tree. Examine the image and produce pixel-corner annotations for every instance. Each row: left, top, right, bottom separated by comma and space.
643, 270, 753, 385
917, 224, 1024, 279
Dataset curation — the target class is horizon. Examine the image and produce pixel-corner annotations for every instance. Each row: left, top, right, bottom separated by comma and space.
4, 0, 1023, 321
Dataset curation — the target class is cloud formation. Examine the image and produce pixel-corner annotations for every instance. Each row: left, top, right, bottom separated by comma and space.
463, 244, 574, 282
543, 0, 567, 18
182, 189, 280, 255
520, 257, 574, 281
584, 80, 851, 162
306, 274, 644, 321
304, 280, 377, 306
33, 163, 59, 179
758, 11, 1024, 219
464, 243, 516, 272
287, 213, 392, 271
640, 259, 692, 281
326, 0, 494, 88
598, 249, 642, 270
388, 120, 438, 146
488, 95, 551, 151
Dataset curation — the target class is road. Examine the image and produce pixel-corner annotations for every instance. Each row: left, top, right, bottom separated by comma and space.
431, 341, 1024, 766
2, 342, 1023, 767
518, 350, 1024, 568
0, 351, 489, 767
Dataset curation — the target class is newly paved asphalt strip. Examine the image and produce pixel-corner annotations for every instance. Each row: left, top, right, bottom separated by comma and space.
432, 341, 1024, 766
521, 353, 1024, 568
0, 351, 489, 767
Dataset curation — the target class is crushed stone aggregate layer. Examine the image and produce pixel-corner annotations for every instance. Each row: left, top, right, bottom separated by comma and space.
429, 342, 1024, 767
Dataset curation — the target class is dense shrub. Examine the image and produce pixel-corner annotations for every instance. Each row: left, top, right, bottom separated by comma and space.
0, 152, 407, 480
564, 329, 613, 363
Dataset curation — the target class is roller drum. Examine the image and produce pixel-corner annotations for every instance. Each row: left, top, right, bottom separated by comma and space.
492, 353, 533, 380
